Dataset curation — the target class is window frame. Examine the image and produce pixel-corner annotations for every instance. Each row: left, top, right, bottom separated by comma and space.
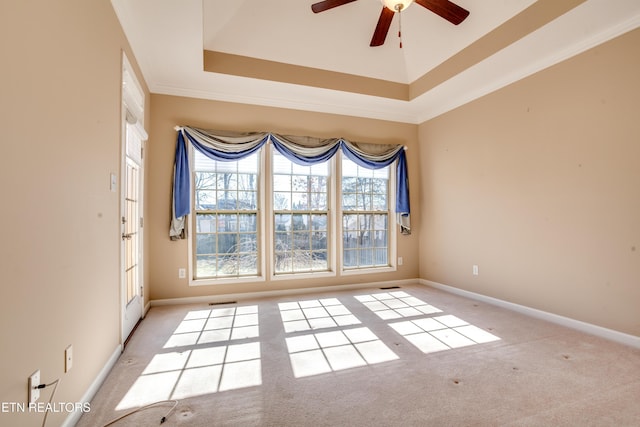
268, 144, 337, 282
188, 144, 267, 286
337, 151, 397, 276
188, 143, 397, 286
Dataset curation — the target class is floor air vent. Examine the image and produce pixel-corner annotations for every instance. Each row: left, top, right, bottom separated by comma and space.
379, 286, 401, 290
208, 301, 237, 306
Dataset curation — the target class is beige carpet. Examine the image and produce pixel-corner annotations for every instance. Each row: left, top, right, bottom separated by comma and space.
77, 284, 640, 426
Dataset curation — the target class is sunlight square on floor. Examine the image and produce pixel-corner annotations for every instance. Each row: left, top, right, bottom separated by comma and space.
285, 327, 398, 378
355, 291, 442, 320
164, 305, 260, 348
389, 315, 500, 354
116, 342, 262, 410
278, 298, 361, 333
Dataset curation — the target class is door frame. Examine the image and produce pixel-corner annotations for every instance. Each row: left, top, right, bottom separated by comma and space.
120, 52, 147, 344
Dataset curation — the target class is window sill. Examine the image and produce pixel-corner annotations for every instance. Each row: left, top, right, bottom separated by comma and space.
189, 275, 266, 287
340, 265, 397, 276
270, 270, 337, 282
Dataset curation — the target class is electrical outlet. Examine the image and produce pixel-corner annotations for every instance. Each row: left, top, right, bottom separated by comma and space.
397, 257, 403, 266
28, 370, 40, 404
65, 345, 73, 373
178, 268, 186, 279
473, 265, 479, 276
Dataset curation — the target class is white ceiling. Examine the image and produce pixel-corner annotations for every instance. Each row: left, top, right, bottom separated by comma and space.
112, 0, 640, 124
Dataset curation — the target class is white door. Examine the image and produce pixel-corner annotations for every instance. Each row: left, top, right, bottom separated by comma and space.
121, 122, 144, 342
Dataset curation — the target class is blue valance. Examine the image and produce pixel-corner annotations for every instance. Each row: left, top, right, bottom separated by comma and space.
171, 126, 410, 239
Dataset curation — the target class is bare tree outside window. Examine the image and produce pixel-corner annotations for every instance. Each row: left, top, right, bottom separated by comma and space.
193, 151, 259, 278
342, 158, 389, 268
273, 151, 329, 274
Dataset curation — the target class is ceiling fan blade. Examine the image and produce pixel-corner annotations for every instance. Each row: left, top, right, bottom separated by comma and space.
415, 0, 470, 25
370, 7, 395, 47
311, 0, 357, 14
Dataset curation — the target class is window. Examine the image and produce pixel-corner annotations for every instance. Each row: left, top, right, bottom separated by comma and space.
188, 140, 397, 283
193, 151, 260, 279
272, 150, 330, 274
341, 157, 390, 269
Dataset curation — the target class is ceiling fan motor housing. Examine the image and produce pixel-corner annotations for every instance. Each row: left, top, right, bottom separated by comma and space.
381, 0, 413, 12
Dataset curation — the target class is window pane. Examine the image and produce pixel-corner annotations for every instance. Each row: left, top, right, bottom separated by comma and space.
195, 190, 216, 210
312, 232, 327, 250
196, 214, 216, 233
275, 232, 291, 251
291, 193, 308, 210
343, 215, 357, 231
217, 255, 238, 275
217, 234, 238, 254
309, 193, 327, 210
293, 232, 310, 250
294, 251, 312, 271
312, 253, 328, 270
374, 248, 388, 265
292, 214, 310, 231
217, 191, 237, 210
196, 234, 216, 255
274, 192, 292, 210
344, 249, 357, 267
217, 214, 237, 232
292, 176, 308, 192
275, 214, 292, 232
238, 214, 257, 232
343, 231, 358, 249
275, 253, 293, 273
311, 214, 327, 231
273, 175, 291, 191
239, 233, 257, 252
196, 255, 217, 277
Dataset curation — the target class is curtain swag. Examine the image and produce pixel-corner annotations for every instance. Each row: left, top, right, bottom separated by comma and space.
171, 126, 410, 239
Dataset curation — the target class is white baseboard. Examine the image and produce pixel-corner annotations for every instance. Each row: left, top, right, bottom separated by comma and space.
150, 278, 419, 307
143, 300, 152, 317
420, 279, 640, 350
62, 344, 122, 427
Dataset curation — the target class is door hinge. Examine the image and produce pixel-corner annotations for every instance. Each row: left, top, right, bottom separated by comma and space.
140, 217, 144, 228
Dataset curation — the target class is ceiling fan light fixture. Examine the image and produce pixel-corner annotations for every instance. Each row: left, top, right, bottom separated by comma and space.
380, 0, 413, 12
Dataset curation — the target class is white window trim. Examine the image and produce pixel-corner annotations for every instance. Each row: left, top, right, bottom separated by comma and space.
188, 143, 398, 286
336, 151, 397, 276
188, 144, 267, 286
268, 144, 337, 281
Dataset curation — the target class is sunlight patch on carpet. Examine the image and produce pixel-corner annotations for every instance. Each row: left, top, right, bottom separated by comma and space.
164, 305, 259, 348
117, 307, 262, 411
278, 298, 361, 333
355, 291, 442, 319
285, 327, 398, 378
389, 315, 500, 354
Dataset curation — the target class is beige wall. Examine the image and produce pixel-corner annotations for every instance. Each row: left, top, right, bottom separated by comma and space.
1, 3, 637, 425
148, 95, 420, 300
418, 28, 640, 336
0, 1, 149, 426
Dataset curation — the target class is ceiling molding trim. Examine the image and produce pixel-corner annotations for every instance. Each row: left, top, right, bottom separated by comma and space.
409, 0, 586, 99
150, 83, 421, 124
414, 7, 640, 124
203, 50, 409, 101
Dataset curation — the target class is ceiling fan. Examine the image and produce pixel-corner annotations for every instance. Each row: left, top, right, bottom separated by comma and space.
311, 0, 470, 47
